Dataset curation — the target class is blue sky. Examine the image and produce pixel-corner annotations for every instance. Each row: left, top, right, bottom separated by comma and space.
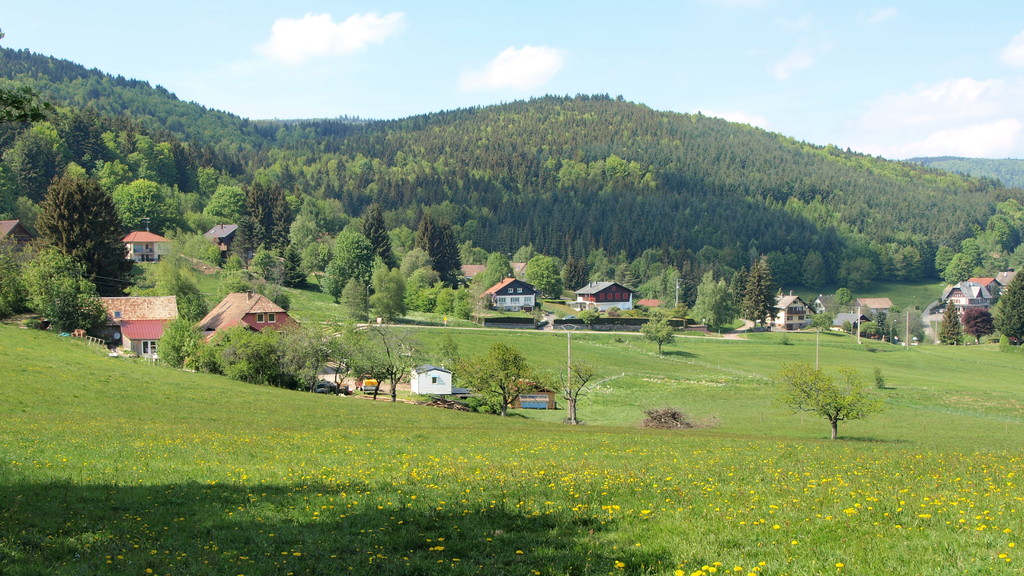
5, 1, 1024, 159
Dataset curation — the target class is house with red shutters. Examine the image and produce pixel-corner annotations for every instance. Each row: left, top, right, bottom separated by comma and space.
100, 296, 178, 359
483, 277, 540, 312
570, 281, 635, 312
198, 292, 296, 339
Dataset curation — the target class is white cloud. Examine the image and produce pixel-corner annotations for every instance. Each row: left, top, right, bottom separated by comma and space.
890, 119, 1023, 158
700, 110, 770, 129
259, 12, 405, 65
459, 46, 565, 92
854, 77, 1024, 157
867, 7, 898, 24
1001, 30, 1024, 67
771, 48, 817, 80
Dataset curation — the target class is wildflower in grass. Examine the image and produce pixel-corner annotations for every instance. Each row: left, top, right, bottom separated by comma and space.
615, 560, 626, 568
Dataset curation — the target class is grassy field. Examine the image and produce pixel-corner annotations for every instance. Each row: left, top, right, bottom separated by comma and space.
2, 324, 1023, 575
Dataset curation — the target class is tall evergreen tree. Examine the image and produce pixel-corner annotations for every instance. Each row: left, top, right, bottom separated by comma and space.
416, 213, 462, 288
361, 203, 396, 269
741, 256, 777, 328
236, 181, 291, 257
37, 171, 132, 296
562, 255, 589, 292
995, 272, 1024, 342
939, 303, 963, 345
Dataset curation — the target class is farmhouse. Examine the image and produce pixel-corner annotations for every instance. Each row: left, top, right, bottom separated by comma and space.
483, 277, 540, 312
832, 312, 870, 330
101, 296, 178, 359
123, 230, 170, 262
410, 365, 453, 395
571, 281, 635, 312
771, 293, 813, 330
198, 292, 296, 339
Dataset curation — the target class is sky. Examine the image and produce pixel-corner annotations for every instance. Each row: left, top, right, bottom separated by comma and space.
5, 1, 1024, 159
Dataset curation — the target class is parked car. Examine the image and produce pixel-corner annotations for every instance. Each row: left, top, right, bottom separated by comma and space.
314, 380, 339, 394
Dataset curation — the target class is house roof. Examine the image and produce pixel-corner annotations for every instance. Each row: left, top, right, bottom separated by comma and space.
833, 312, 869, 326
967, 277, 1000, 288
461, 264, 486, 278
776, 294, 807, 308
636, 298, 661, 307
122, 231, 170, 243
119, 319, 170, 340
484, 277, 537, 295
198, 292, 288, 333
204, 224, 237, 240
101, 296, 178, 324
415, 364, 452, 374
997, 270, 1018, 286
943, 281, 992, 301
574, 281, 634, 295
0, 220, 33, 240
511, 262, 528, 276
855, 297, 893, 310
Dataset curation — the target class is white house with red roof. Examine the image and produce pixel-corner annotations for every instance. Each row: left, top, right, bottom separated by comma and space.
198, 292, 296, 339
101, 296, 178, 359
483, 277, 540, 311
123, 230, 170, 262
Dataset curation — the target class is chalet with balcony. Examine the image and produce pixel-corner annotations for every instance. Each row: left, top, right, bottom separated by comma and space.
942, 281, 993, 313
484, 277, 540, 312
204, 224, 238, 258
772, 293, 813, 331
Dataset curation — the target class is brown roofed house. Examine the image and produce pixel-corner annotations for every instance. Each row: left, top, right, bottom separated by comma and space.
198, 292, 296, 338
101, 296, 178, 358
0, 220, 34, 245
854, 297, 893, 317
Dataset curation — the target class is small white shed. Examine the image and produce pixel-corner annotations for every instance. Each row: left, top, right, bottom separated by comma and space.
411, 364, 453, 395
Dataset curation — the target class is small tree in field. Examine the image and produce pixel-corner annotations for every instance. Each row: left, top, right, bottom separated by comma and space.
777, 362, 884, 440
560, 361, 596, 425
641, 311, 675, 355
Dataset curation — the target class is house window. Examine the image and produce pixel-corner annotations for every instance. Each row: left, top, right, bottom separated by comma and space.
517, 288, 522, 293
142, 341, 158, 355
113, 311, 121, 319
431, 376, 438, 384
256, 313, 265, 323
268, 313, 276, 323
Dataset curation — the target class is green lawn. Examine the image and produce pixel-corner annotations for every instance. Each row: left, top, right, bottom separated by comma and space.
3, 322, 1022, 575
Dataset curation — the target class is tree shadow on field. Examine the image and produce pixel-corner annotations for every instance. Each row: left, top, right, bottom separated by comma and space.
662, 349, 695, 358
833, 435, 911, 444
0, 478, 671, 576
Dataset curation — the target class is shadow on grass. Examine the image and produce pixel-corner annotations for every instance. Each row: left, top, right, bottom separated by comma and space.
662, 349, 696, 358
0, 478, 671, 575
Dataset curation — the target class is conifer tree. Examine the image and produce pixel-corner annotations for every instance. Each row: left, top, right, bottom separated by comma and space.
37, 171, 132, 295
741, 256, 777, 328
938, 303, 963, 345
416, 213, 461, 288
995, 272, 1024, 343
361, 203, 396, 269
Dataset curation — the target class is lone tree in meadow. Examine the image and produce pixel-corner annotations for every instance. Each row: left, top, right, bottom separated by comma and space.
777, 362, 885, 440
458, 342, 534, 416
641, 310, 675, 355
560, 361, 595, 425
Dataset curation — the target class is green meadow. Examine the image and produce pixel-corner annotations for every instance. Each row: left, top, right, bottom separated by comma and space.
1, 323, 1022, 575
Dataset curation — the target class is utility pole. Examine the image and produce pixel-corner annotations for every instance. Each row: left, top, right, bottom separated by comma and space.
856, 305, 862, 344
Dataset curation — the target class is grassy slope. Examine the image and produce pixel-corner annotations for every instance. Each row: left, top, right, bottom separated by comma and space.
2, 325, 1022, 575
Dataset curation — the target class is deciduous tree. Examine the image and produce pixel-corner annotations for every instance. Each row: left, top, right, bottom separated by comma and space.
641, 311, 675, 355
961, 307, 994, 344
777, 362, 884, 440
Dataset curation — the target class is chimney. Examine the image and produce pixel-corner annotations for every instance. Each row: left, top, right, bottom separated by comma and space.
246, 290, 254, 301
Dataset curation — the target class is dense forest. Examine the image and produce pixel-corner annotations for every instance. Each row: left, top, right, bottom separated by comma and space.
4, 45, 1024, 304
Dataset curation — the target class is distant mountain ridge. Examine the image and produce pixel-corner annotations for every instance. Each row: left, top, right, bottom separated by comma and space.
909, 157, 1024, 188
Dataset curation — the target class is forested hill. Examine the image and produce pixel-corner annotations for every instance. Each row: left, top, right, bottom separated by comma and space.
910, 156, 1024, 189
3, 46, 1022, 289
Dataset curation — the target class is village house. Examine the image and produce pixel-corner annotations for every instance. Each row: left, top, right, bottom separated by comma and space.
123, 230, 170, 262
832, 312, 870, 331
198, 292, 296, 339
483, 277, 540, 312
967, 277, 1003, 296
942, 281, 994, 313
204, 224, 238, 258
570, 281, 635, 312
0, 219, 34, 245
771, 292, 814, 331
854, 297, 893, 318
100, 296, 178, 359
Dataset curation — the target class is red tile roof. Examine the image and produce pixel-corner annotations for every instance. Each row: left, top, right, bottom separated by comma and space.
483, 277, 519, 295
119, 319, 170, 341
198, 292, 291, 334
122, 231, 170, 243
